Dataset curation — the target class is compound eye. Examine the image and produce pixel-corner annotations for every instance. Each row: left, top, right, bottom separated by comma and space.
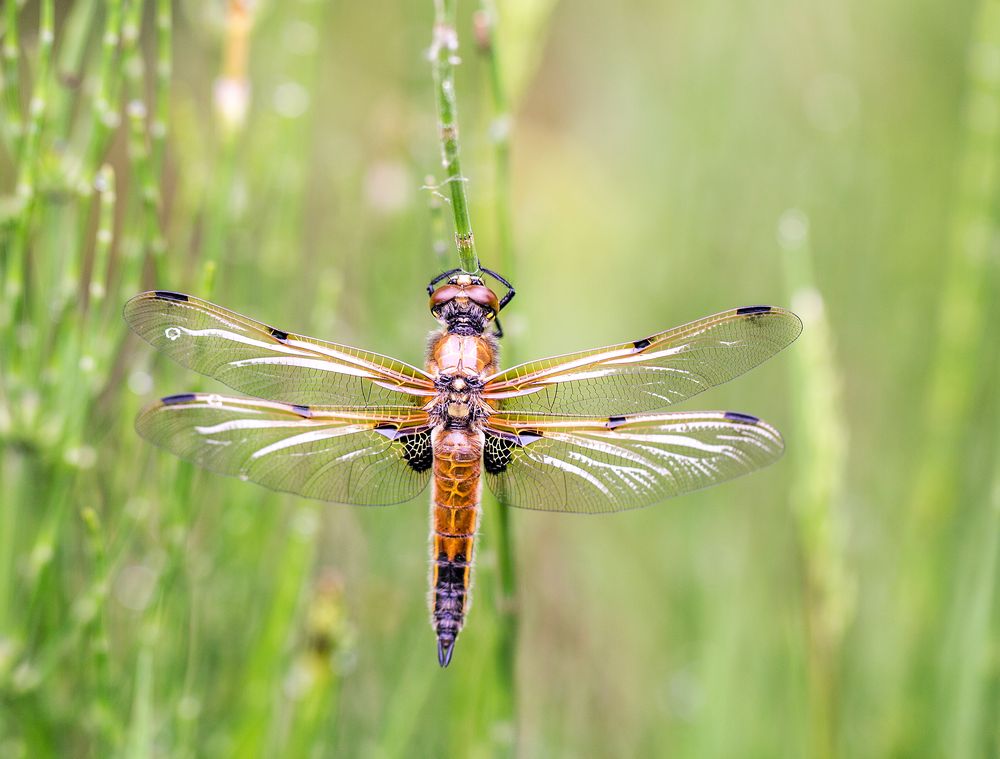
429, 284, 461, 315
465, 285, 500, 315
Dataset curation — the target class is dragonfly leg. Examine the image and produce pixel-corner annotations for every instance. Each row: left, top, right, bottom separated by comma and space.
426, 268, 463, 296
479, 267, 516, 311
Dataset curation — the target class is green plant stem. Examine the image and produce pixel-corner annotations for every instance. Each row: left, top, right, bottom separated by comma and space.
780, 212, 851, 759
83, 0, 125, 179
1, 0, 24, 155
431, 0, 479, 273
476, 1, 519, 748
6, 0, 53, 329
152, 0, 171, 175
476, 1, 513, 271
892, 0, 1000, 747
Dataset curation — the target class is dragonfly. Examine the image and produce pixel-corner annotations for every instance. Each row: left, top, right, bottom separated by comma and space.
124, 269, 801, 667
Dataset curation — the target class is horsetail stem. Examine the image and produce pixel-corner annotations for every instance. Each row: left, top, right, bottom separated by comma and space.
152, 0, 171, 174
1, 0, 24, 155
475, 0, 519, 748
431, 0, 479, 273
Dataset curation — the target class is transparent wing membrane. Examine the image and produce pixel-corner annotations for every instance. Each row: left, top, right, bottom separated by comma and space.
125, 291, 436, 407
483, 410, 784, 513
483, 306, 801, 415
137, 394, 432, 505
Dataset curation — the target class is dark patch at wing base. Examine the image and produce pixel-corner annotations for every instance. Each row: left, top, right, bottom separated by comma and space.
484, 432, 517, 474
400, 429, 433, 472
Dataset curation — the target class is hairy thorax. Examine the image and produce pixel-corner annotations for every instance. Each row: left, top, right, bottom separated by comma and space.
425, 330, 498, 428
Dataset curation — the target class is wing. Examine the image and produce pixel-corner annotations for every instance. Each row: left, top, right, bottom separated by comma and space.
483, 306, 801, 415
483, 410, 784, 513
124, 291, 436, 406
137, 393, 432, 505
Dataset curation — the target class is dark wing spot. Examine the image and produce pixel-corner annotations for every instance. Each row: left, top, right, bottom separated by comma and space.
607, 415, 627, 430
154, 291, 188, 302
269, 326, 290, 341
724, 411, 760, 424
291, 404, 312, 418
736, 305, 772, 316
399, 429, 433, 472
484, 432, 517, 474
161, 393, 197, 405
633, 337, 652, 351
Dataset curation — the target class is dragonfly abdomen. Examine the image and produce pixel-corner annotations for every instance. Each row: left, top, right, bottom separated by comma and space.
430, 428, 483, 667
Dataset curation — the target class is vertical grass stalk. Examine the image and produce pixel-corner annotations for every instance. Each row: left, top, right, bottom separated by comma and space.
475, 1, 519, 749
6, 0, 53, 328
123, 0, 166, 279
896, 0, 1000, 748
1, 0, 24, 155
430, 0, 479, 273
430, 1, 520, 748
779, 210, 852, 759
201, 0, 253, 295
475, 2, 513, 269
910, 0, 1000, 522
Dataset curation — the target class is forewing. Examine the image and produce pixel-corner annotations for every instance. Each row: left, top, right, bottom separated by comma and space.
484, 306, 801, 415
483, 410, 784, 513
137, 393, 432, 505
124, 291, 436, 406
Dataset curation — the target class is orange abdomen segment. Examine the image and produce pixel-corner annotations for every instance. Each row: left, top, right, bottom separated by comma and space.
430, 428, 483, 667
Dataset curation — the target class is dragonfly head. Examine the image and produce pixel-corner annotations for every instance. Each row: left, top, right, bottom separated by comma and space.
429, 273, 499, 335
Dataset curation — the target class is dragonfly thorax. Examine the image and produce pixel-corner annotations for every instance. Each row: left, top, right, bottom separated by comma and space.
432, 374, 488, 429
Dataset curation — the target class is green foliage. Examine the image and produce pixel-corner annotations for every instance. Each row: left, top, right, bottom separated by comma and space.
0, 0, 997, 757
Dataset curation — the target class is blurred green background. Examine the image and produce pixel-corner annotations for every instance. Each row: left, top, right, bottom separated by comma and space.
1, 0, 999, 756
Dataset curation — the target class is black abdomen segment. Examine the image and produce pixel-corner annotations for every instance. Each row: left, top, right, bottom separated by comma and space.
432, 552, 469, 667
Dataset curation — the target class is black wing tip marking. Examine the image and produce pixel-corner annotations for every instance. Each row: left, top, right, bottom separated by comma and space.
607, 415, 627, 430
268, 326, 290, 341
153, 290, 189, 302
736, 305, 772, 316
724, 411, 760, 424
632, 337, 652, 351
161, 393, 198, 405
291, 404, 312, 418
